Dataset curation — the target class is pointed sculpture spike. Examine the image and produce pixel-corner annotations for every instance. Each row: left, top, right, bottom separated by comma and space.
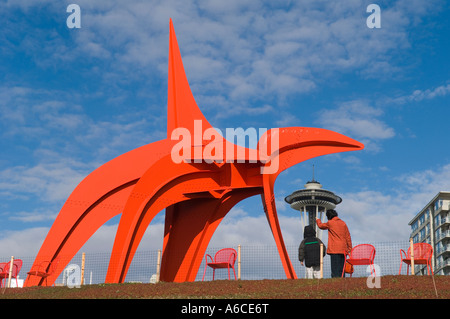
167, 19, 214, 137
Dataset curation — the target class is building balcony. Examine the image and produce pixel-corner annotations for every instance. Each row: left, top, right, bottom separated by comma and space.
436, 217, 450, 229
435, 202, 450, 216
436, 244, 449, 256
436, 259, 450, 272
435, 230, 450, 242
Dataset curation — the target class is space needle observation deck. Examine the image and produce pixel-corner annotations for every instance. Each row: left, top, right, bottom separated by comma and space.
284, 173, 342, 238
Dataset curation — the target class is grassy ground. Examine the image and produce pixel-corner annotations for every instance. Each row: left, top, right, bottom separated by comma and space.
1, 275, 448, 299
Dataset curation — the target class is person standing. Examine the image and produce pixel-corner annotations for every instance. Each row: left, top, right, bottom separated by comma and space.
316, 209, 352, 278
298, 225, 326, 279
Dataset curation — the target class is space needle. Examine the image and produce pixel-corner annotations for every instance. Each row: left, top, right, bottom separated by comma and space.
284, 166, 342, 239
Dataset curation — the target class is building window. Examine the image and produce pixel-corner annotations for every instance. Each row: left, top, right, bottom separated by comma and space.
419, 214, 425, 226
420, 228, 426, 240
435, 199, 443, 211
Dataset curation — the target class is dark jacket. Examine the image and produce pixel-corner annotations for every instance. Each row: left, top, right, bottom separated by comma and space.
298, 225, 326, 267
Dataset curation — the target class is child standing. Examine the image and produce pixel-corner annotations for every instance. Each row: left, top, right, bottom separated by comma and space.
298, 225, 326, 279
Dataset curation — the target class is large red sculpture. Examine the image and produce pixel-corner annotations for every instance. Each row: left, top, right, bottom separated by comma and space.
25, 20, 363, 286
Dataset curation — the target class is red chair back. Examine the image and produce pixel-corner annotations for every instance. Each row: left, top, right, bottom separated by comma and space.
0, 262, 8, 273
47, 257, 60, 275
407, 243, 433, 260
214, 248, 237, 265
349, 244, 376, 261
2, 259, 23, 278
12, 259, 23, 278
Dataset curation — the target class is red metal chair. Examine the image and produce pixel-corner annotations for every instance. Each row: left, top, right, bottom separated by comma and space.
0, 259, 23, 288
0, 262, 8, 283
0, 262, 7, 272
202, 248, 237, 281
26, 256, 60, 286
342, 244, 376, 277
399, 242, 433, 275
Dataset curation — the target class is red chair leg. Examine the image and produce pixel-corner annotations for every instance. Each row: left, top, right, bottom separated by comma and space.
202, 264, 208, 281
368, 264, 375, 277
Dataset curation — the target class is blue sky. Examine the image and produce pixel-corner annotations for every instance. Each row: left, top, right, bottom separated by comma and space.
0, 0, 449, 258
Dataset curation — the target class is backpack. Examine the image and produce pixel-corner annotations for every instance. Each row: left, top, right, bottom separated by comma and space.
304, 238, 321, 267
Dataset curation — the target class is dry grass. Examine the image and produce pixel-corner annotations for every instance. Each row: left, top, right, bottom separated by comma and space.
1, 275, 448, 299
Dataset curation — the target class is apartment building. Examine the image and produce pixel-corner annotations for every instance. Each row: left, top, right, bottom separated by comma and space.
409, 192, 450, 275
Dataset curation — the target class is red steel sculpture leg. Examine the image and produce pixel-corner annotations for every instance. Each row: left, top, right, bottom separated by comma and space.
26, 19, 363, 287
25, 139, 173, 287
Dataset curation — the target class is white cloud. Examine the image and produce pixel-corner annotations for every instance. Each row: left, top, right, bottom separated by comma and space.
79, 222, 165, 254
0, 84, 167, 197
339, 191, 413, 242
6, 210, 57, 223
214, 164, 450, 246
339, 164, 450, 243
315, 99, 395, 152
0, 161, 87, 203
0, 227, 48, 258
0, 221, 165, 259
2, 0, 432, 117
395, 163, 450, 195
390, 83, 450, 104
209, 208, 281, 247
